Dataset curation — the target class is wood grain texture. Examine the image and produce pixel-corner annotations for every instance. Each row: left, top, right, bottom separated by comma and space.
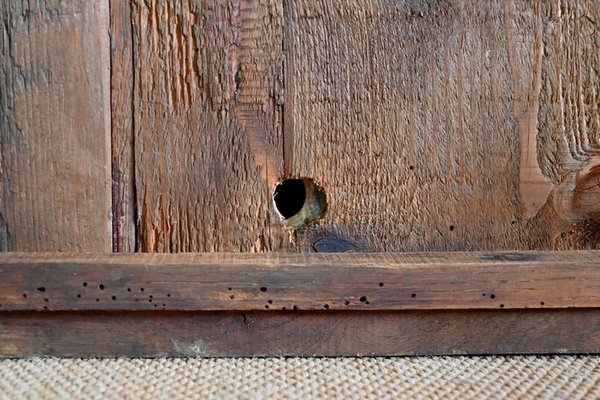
111, 0, 136, 252
132, 0, 286, 252
537, 0, 600, 249
283, 0, 600, 252
0, 1, 112, 252
1, 309, 599, 357
0, 251, 599, 311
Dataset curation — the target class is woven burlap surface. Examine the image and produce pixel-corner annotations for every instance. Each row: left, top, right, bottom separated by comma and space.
1, 356, 599, 399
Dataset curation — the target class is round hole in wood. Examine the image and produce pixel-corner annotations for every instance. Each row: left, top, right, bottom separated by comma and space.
273, 178, 326, 229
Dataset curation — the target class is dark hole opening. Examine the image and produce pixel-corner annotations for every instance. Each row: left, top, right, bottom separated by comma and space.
273, 178, 327, 229
273, 179, 306, 219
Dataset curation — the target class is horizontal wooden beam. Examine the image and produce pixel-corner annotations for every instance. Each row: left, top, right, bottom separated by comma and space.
1, 309, 599, 357
0, 251, 599, 311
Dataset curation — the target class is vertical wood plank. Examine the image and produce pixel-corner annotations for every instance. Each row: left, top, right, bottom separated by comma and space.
284, 0, 600, 252
0, 1, 112, 252
536, 0, 600, 249
132, 0, 285, 252
110, 0, 136, 252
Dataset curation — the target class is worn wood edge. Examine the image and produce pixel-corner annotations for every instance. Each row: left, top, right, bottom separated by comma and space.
110, 0, 136, 252
0, 309, 599, 357
0, 251, 599, 311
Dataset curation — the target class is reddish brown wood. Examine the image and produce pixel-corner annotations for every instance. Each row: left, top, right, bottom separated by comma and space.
0, 252, 599, 312
1, 309, 598, 357
131, 0, 287, 252
107, 0, 599, 254
283, 0, 600, 252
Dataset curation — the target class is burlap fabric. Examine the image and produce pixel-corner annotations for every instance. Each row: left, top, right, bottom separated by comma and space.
1, 356, 599, 399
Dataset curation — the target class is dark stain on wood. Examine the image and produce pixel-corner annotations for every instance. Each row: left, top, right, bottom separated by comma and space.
312, 237, 359, 253
479, 252, 540, 262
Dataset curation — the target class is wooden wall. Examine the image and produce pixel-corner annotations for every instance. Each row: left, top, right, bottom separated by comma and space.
0, 1, 111, 252
1, 0, 599, 253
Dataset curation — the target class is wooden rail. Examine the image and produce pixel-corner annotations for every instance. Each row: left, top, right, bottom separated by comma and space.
1, 251, 599, 357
